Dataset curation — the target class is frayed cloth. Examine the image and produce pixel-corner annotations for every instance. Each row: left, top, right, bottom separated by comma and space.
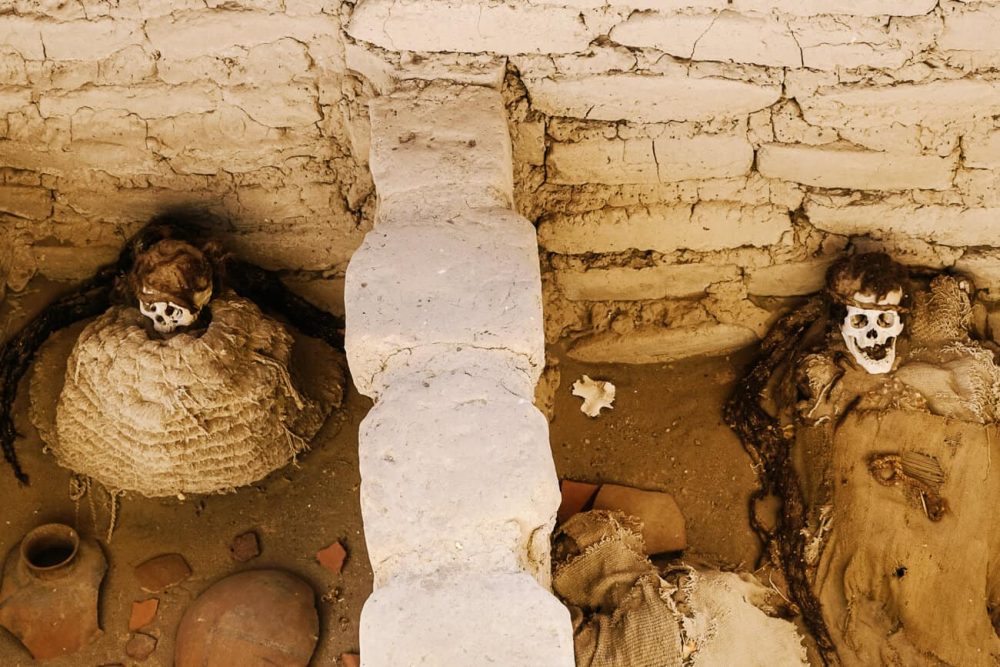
553, 511, 683, 667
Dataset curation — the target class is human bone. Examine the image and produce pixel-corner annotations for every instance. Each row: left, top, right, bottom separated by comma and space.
138, 300, 197, 333
840, 290, 904, 375
571, 375, 615, 417
130, 240, 213, 334
733, 253, 1000, 666
826, 253, 908, 375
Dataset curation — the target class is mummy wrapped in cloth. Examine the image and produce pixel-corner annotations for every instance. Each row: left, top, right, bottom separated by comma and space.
1, 216, 346, 498
727, 251, 1000, 667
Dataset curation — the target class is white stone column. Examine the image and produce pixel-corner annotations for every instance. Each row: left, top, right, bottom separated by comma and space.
345, 82, 574, 665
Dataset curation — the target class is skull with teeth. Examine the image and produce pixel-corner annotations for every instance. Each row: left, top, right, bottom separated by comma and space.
130, 239, 213, 334
827, 253, 908, 375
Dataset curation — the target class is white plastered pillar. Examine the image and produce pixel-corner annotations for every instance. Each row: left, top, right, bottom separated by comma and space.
344, 82, 574, 665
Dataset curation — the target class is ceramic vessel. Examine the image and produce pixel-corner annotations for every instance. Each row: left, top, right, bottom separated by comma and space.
175, 569, 318, 667
0, 524, 107, 660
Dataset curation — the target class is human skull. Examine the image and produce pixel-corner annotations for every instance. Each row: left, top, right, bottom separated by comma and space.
138, 300, 197, 333
840, 290, 904, 374
130, 239, 213, 335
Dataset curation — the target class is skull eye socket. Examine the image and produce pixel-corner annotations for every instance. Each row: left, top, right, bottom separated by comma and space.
850, 313, 868, 328
164, 305, 176, 317
877, 312, 896, 328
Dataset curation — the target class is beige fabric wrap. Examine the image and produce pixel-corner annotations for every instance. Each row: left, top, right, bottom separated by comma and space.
812, 410, 1000, 667
38, 294, 341, 497
553, 511, 683, 667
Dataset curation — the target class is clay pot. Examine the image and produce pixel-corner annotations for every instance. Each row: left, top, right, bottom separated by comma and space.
175, 569, 319, 667
0, 523, 107, 660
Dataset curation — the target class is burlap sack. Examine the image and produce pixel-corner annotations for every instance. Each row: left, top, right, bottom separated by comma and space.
553, 511, 683, 667
812, 410, 1000, 666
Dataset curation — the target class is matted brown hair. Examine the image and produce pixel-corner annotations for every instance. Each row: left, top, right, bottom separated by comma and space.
826, 252, 908, 306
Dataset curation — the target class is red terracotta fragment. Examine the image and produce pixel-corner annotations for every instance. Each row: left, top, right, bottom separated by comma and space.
341, 653, 361, 667
557, 479, 600, 524
135, 553, 191, 593
128, 598, 159, 631
592, 484, 687, 554
317, 541, 347, 574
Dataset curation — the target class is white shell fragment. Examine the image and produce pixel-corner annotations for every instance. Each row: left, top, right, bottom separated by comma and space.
572, 375, 616, 417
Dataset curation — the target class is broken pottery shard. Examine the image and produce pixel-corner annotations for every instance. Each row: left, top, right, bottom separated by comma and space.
128, 598, 159, 631
317, 541, 347, 574
135, 554, 191, 593
593, 484, 687, 554
230, 531, 261, 562
571, 374, 615, 417
557, 479, 601, 524
341, 653, 361, 667
125, 632, 157, 661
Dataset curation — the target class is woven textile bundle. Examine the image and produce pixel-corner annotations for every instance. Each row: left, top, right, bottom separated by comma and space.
908, 275, 973, 345
44, 294, 339, 497
900, 275, 1000, 423
553, 511, 683, 667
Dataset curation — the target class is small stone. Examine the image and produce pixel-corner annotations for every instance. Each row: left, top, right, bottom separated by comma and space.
129, 598, 159, 631
341, 653, 361, 667
317, 541, 347, 574
557, 480, 600, 524
593, 484, 687, 554
230, 531, 260, 562
125, 633, 157, 661
135, 553, 192, 592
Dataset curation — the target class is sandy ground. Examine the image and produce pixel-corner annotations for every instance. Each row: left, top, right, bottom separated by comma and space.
549, 346, 762, 569
0, 280, 763, 666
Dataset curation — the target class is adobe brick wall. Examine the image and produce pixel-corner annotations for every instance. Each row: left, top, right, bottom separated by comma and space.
0, 0, 372, 306
348, 0, 998, 363
5, 4, 999, 359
